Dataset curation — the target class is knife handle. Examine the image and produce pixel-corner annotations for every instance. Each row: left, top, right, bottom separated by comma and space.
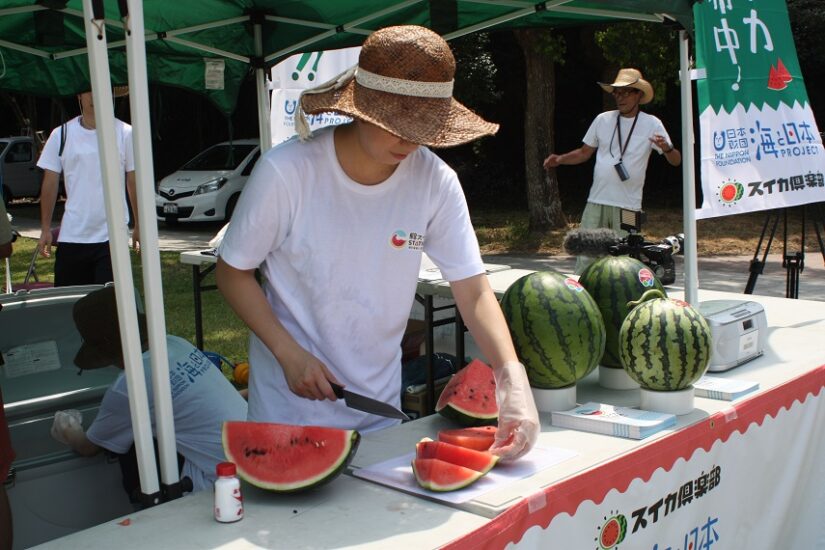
329, 382, 345, 399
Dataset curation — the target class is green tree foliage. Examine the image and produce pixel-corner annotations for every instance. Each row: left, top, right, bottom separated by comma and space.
594, 22, 680, 105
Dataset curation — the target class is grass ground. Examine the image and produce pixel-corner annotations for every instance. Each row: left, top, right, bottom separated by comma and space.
5, 206, 819, 362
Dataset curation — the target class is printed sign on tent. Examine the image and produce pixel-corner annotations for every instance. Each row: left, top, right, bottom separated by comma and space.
269, 47, 360, 145
694, 0, 825, 219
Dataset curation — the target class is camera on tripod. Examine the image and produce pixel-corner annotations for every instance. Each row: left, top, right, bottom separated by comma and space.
608, 209, 684, 285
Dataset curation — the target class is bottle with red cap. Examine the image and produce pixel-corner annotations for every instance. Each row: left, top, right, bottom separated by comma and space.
214, 461, 243, 523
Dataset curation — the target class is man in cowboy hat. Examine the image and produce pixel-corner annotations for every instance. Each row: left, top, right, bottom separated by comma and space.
50, 286, 247, 495
217, 25, 539, 461
37, 85, 140, 286
544, 68, 681, 273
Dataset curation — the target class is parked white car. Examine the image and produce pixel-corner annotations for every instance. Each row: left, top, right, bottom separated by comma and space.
155, 139, 261, 224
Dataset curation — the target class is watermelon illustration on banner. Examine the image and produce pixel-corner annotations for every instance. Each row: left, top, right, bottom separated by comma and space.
693, 0, 825, 219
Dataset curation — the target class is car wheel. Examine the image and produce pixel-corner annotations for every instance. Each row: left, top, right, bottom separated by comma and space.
2, 186, 12, 208
225, 194, 240, 221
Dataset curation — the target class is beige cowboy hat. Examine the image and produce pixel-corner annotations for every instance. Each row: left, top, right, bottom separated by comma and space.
298, 25, 498, 148
598, 68, 654, 105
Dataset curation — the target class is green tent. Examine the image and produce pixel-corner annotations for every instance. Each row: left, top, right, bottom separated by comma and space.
0, 0, 700, 506
0, 0, 694, 113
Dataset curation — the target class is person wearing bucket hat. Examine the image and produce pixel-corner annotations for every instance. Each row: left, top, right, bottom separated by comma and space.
217, 25, 538, 461
50, 287, 247, 494
543, 68, 681, 274
37, 85, 140, 287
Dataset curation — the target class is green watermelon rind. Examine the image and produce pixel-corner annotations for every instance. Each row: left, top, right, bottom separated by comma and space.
437, 403, 498, 427
618, 294, 712, 391
578, 256, 667, 368
412, 458, 485, 492
222, 422, 361, 493
501, 271, 605, 388
435, 360, 499, 427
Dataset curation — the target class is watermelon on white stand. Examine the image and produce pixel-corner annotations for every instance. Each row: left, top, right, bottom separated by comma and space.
500, 271, 605, 411
619, 289, 713, 415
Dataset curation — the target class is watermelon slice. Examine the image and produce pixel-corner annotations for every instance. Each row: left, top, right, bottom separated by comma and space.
776, 58, 792, 83
435, 359, 498, 426
416, 440, 498, 473
438, 426, 497, 451
767, 65, 786, 91
412, 458, 485, 492
222, 421, 360, 493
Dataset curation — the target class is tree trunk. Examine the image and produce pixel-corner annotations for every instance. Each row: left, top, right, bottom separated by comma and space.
514, 29, 567, 231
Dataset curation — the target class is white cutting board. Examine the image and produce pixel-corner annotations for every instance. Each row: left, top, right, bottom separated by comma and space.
353, 445, 578, 504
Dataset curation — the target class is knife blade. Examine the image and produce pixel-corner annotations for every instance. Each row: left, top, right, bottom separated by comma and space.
330, 382, 409, 421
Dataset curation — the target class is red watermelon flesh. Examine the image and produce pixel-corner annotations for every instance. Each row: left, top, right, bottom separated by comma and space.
412, 458, 485, 492
222, 421, 360, 492
435, 359, 498, 426
438, 426, 497, 451
416, 440, 498, 473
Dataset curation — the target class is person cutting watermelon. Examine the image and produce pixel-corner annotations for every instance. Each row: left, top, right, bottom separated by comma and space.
216, 25, 539, 461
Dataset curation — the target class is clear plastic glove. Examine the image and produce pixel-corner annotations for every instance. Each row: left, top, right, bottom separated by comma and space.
51, 409, 83, 445
489, 361, 540, 461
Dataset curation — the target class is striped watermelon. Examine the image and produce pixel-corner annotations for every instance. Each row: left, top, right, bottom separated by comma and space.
619, 289, 712, 391
500, 271, 605, 389
578, 255, 667, 369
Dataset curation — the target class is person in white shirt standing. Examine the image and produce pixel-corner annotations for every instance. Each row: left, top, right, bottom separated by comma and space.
217, 25, 539, 462
37, 87, 139, 286
543, 68, 682, 274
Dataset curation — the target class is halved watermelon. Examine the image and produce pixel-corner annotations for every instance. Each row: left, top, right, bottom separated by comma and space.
412, 458, 485, 492
438, 426, 497, 451
435, 359, 498, 426
416, 440, 498, 474
222, 421, 359, 493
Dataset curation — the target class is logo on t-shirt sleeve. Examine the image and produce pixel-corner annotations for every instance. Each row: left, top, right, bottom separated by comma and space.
389, 229, 423, 251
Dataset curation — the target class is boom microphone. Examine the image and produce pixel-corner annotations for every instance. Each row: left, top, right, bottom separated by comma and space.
562, 228, 622, 256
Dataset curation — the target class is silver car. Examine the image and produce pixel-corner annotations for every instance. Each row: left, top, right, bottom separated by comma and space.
0, 136, 42, 207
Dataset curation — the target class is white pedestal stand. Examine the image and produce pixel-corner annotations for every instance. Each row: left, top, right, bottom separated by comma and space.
532, 385, 577, 412
639, 386, 695, 416
599, 366, 640, 390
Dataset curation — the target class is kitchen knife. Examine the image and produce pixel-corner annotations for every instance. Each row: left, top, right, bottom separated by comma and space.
330, 382, 409, 421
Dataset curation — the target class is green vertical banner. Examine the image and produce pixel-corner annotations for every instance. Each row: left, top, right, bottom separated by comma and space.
694, 0, 825, 219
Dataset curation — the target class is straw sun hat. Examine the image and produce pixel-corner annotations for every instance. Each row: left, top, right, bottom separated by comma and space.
598, 68, 654, 105
298, 25, 499, 148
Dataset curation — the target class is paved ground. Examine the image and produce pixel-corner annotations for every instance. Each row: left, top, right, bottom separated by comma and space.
8, 201, 825, 302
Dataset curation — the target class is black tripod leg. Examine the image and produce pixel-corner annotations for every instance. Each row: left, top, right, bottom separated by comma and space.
745, 210, 779, 294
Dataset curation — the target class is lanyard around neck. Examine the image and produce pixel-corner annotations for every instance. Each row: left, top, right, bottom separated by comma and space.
613, 111, 640, 161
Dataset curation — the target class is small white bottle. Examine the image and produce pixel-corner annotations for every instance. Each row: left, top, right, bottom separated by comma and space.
214, 462, 244, 523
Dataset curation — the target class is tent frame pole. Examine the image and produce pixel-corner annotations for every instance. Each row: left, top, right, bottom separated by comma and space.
81, 0, 161, 507
124, 0, 184, 499
680, 29, 699, 305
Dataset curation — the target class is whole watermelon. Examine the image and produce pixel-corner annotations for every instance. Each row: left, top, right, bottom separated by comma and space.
619, 289, 712, 391
578, 255, 667, 369
500, 271, 605, 389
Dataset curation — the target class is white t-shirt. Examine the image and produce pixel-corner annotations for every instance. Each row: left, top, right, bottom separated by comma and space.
86, 336, 248, 492
582, 110, 669, 211
37, 116, 135, 243
219, 126, 484, 433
